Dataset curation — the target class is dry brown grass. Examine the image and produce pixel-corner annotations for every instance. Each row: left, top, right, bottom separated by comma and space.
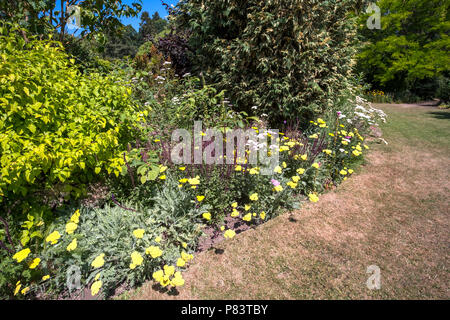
123, 104, 449, 300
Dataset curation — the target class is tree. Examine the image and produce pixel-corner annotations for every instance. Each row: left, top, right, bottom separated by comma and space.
357, 0, 450, 98
139, 10, 168, 41
103, 24, 141, 59
0, 0, 142, 43
173, 0, 364, 124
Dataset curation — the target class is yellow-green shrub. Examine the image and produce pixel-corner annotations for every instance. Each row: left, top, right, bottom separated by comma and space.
0, 24, 146, 203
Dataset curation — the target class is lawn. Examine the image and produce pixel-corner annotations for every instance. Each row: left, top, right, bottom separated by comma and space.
125, 103, 450, 300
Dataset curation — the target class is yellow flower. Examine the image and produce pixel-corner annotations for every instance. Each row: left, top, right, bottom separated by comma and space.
91, 253, 105, 269
340, 170, 348, 175
196, 195, 205, 202
242, 213, 252, 222
28, 257, 40, 270
95, 273, 101, 281
244, 204, 251, 211
155, 236, 162, 243
146, 246, 163, 258
273, 185, 283, 192
341, 140, 349, 146
287, 181, 297, 189
182, 242, 188, 249
274, 166, 282, 174
65, 222, 78, 235
312, 163, 319, 169
179, 178, 188, 183
220, 226, 225, 231
70, 210, 80, 223
160, 275, 171, 287
296, 168, 305, 175
133, 229, 145, 239
364, 145, 369, 150
91, 280, 102, 296
322, 149, 332, 155
249, 193, 258, 201
202, 212, 211, 221
224, 229, 236, 239
159, 175, 166, 180
300, 154, 308, 161
42, 275, 50, 281
282, 162, 287, 168
231, 209, 240, 218
159, 165, 168, 173
188, 176, 200, 185
348, 169, 354, 174
176, 258, 186, 267
308, 193, 319, 203
46, 231, 61, 245
309, 134, 319, 139
231, 202, 238, 208
181, 251, 194, 262
152, 270, 164, 282
249, 167, 259, 175
131, 251, 143, 267
352, 150, 361, 157
260, 212, 266, 220
14, 282, 21, 296
171, 272, 185, 287
164, 265, 175, 276
292, 175, 300, 183
179, 167, 186, 171
21, 286, 29, 295
235, 165, 242, 171
13, 248, 31, 263
66, 238, 77, 252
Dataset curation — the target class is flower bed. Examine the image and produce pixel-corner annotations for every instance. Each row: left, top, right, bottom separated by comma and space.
6, 96, 386, 299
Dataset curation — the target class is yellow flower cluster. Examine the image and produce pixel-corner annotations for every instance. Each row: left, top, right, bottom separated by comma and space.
146, 245, 163, 258
368, 90, 385, 96
91, 253, 105, 269
153, 265, 185, 288
133, 229, 145, 239
177, 251, 194, 267
130, 251, 144, 269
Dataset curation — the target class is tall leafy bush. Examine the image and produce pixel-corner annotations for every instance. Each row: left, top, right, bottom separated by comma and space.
357, 0, 450, 99
0, 24, 145, 209
174, 0, 363, 124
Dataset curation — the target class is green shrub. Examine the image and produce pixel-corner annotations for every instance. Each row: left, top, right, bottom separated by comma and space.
0, 24, 145, 207
357, 0, 450, 100
174, 0, 361, 124
11, 177, 206, 299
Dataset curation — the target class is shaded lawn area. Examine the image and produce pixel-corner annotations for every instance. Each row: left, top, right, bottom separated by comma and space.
124, 104, 450, 300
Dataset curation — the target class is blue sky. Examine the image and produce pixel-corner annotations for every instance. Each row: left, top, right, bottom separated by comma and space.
120, 0, 178, 31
